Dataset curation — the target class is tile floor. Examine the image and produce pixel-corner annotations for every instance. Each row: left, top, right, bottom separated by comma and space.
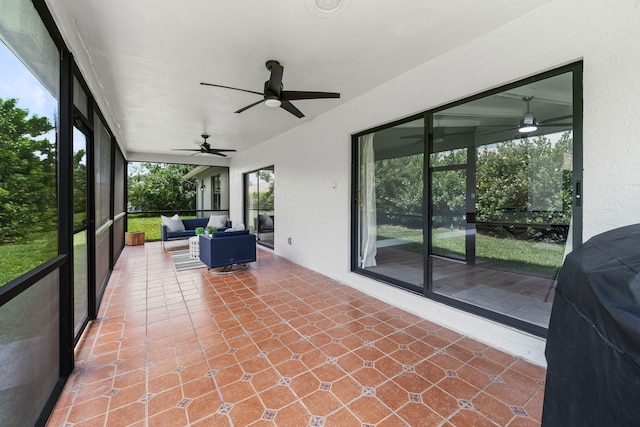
46, 242, 546, 426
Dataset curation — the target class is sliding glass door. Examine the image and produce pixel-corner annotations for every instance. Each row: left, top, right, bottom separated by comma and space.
353, 64, 581, 334
429, 71, 576, 328
355, 118, 425, 292
245, 166, 275, 248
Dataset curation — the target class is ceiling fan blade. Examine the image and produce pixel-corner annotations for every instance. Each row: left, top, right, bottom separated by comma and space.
482, 126, 519, 136
266, 61, 284, 96
208, 152, 228, 157
280, 101, 304, 118
538, 115, 572, 125
235, 99, 264, 114
280, 90, 341, 101
171, 148, 202, 152
200, 82, 263, 96
539, 123, 573, 127
208, 149, 237, 153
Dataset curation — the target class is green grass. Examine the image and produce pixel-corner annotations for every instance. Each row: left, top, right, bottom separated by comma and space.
0, 231, 58, 286
127, 214, 196, 241
377, 224, 564, 279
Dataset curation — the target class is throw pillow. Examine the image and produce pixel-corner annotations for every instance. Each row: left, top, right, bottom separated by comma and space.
225, 223, 245, 232
161, 214, 185, 232
207, 214, 227, 229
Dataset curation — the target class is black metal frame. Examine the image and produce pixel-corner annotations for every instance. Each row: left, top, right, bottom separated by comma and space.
243, 166, 275, 249
351, 62, 584, 338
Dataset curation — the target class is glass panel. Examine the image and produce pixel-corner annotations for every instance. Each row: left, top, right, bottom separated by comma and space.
73, 76, 88, 119
246, 172, 259, 234
430, 72, 574, 328
0, 271, 60, 426
357, 118, 425, 289
94, 120, 111, 227
0, 11, 59, 287
73, 127, 88, 337
257, 167, 275, 248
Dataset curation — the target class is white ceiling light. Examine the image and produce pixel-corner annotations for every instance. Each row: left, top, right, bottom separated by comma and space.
518, 96, 538, 133
315, 0, 342, 12
306, 0, 351, 17
264, 97, 281, 108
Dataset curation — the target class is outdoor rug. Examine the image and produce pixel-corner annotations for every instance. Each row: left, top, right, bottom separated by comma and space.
168, 249, 206, 271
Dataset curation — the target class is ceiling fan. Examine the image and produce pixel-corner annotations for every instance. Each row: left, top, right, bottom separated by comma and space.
201, 60, 340, 118
171, 134, 236, 157
483, 96, 572, 135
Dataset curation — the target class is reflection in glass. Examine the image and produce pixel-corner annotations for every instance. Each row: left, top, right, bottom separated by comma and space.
357, 118, 425, 290
246, 167, 275, 248
73, 127, 88, 337
0, 39, 59, 286
430, 72, 574, 327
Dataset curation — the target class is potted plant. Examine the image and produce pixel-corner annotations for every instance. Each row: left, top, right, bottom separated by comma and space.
205, 226, 216, 235
195, 227, 204, 235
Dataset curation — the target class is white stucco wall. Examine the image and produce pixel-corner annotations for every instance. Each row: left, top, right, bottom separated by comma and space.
228, 0, 640, 366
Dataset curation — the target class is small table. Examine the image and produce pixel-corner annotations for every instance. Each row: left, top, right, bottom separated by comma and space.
188, 236, 200, 259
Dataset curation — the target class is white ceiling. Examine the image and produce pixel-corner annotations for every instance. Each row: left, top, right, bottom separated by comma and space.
45, 0, 551, 164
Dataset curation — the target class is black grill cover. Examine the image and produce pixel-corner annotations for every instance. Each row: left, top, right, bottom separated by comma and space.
542, 224, 640, 426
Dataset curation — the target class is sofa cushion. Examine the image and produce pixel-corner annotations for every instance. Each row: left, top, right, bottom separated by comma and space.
207, 214, 227, 229
161, 214, 185, 232
182, 217, 209, 230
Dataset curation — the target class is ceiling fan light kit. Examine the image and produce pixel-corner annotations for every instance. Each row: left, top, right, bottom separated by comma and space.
518, 112, 538, 133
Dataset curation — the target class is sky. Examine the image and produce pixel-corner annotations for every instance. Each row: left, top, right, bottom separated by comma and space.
0, 40, 57, 120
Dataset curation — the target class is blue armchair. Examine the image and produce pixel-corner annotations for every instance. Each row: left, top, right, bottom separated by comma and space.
198, 230, 256, 271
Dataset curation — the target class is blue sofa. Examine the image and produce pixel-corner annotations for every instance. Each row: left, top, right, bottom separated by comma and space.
161, 217, 227, 248
198, 230, 256, 271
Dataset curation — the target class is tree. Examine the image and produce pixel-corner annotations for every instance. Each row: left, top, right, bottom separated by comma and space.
127, 162, 196, 212
0, 98, 56, 243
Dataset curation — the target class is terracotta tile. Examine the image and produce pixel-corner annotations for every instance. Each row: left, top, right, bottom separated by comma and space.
182, 376, 216, 398
408, 339, 436, 358
506, 416, 541, 427
501, 367, 542, 396
449, 408, 497, 427
250, 367, 282, 393
347, 396, 392, 425
336, 352, 363, 372
397, 401, 445, 426
393, 372, 432, 394
472, 391, 516, 426
445, 343, 476, 363
438, 377, 480, 401
228, 395, 265, 426
352, 345, 384, 362
422, 386, 460, 418
351, 367, 387, 388
484, 382, 531, 407
311, 363, 347, 383
66, 396, 109, 424
273, 401, 313, 427
524, 397, 544, 422
105, 401, 145, 426
331, 375, 362, 404
483, 347, 517, 367
429, 352, 466, 371
214, 365, 244, 387
148, 407, 189, 427
72, 378, 114, 405
324, 407, 361, 426
148, 372, 181, 394
73, 413, 107, 427
468, 356, 506, 376
389, 348, 424, 366
219, 380, 256, 403
290, 372, 321, 399
191, 413, 232, 427
187, 391, 222, 424
259, 385, 298, 409
267, 347, 293, 365
511, 359, 546, 381
300, 349, 327, 370
456, 337, 490, 352
275, 360, 308, 378
376, 381, 410, 411
456, 364, 492, 390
